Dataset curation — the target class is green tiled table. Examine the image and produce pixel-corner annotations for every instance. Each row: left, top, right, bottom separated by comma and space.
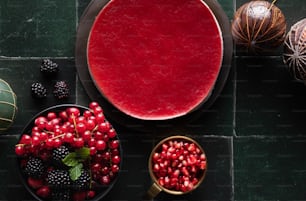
0, 0, 305, 200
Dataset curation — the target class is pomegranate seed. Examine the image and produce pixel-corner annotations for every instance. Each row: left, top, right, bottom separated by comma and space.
153, 164, 160, 172
158, 177, 165, 186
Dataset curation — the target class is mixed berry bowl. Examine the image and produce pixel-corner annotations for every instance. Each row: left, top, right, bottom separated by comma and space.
15, 103, 122, 201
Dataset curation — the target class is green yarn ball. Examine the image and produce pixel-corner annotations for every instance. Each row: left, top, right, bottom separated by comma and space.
0, 79, 17, 132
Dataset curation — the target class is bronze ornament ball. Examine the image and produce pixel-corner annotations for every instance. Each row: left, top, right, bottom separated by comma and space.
283, 18, 306, 82
0, 79, 17, 132
231, 0, 286, 53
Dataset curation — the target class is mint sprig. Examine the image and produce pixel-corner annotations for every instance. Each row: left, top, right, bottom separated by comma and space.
62, 147, 90, 181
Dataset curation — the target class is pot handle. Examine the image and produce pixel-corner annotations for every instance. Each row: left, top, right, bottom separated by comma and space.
142, 182, 162, 201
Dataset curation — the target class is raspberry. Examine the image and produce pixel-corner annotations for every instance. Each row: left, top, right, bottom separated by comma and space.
31, 82, 47, 98
25, 157, 45, 178
40, 59, 59, 75
53, 81, 70, 99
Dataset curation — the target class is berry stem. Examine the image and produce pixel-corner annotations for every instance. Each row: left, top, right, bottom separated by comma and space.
71, 115, 79, 138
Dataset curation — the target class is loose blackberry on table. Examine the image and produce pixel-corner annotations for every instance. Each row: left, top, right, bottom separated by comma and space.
53, 80, 70, 99
31, 82, 47, 99
40, 59, 59, 76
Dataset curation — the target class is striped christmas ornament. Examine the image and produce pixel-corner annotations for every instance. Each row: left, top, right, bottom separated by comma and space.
0, 79, 17, 132
283, 18, 306, 82
231, 0, 286, 53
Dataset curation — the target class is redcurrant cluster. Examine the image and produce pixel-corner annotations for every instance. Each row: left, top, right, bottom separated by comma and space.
15, 102, 121, 201
151, 138, 207, 193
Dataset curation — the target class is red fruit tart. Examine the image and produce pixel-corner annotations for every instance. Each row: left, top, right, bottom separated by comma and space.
87, 0, 224, 120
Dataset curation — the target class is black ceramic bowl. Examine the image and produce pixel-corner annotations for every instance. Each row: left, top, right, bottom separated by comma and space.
16, 104, 122, 201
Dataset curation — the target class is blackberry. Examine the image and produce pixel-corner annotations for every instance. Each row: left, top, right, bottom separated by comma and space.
25, 157, 44, 178
51, 189, 70, 201
53, 81, 70, 99
52, 146, 70, 166
72, 170, 91, 190
40, 59, 59, 75
31, 82, 47, 98
47, 170, 71, 188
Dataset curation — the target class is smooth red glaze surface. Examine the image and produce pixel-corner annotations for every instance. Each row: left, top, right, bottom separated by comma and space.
87, 0, 223, 120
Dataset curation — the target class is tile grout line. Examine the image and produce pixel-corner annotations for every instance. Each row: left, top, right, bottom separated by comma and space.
232, 1, 236, 200
230, 136, 235, 201
75, 0, 79, 105
0, 56, 74, 60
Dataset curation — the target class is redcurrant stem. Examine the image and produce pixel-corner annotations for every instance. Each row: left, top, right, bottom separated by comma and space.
71, 115, 79, 138
15, 133, 67, 147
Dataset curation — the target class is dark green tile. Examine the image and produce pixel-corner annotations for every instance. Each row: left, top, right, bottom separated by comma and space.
77, 0, 92, 19
0, 0, 75, 57
187, 67, 235, 136
0, 59, 76, 135
218, 0, 234, 18
235, 57, 306, 136
234, 137, 306, 201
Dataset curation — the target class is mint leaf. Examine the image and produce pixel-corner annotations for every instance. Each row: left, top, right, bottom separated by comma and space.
75, 147, 90, 161
62, 148, 90, 181
62, 153, 78, 167
69, 163, 83, 181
